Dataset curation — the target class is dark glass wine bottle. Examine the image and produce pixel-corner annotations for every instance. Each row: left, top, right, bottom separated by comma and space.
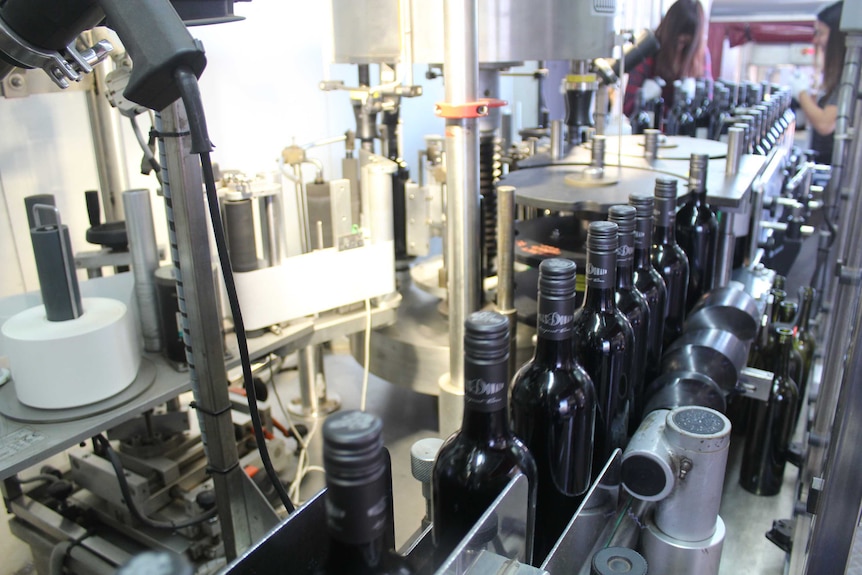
693, 78, 711, 139
608, 205, 650, 428
666, 80, 696, 137
651, 178, 689, 348
708, 85, 731, 140
675, 153, 718, 313
739, 328, 799, 496
572, 221, 635, 476
432, 311, 538, 566
793, 287, 817, 419
510, 258, 596, 564
778, 300, 797, 324
318, 410, 413, 575
629, 193, 668, 386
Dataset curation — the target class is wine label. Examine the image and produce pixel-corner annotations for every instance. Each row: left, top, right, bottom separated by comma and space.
633, 226, 648, 248
464, 360, 508, 413
537, 297, 575, 340
616, 239, 634, 266
325, 470, 388, 545
586, 252, 615, 289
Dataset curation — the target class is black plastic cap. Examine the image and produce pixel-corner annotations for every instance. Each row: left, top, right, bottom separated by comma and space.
538, 258, 577, 299
323, 411, 385, 482
464, 311, 509, 362
608, 205, 636, 234
588, 221, 618, 253
628, 193, 654, 219
654, 177, 678, 199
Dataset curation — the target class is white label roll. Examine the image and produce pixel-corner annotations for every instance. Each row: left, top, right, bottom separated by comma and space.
2, 297, 141, 409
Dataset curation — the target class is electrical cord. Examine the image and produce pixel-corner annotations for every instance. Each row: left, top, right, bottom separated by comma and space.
92, 435, 217, 530
130, 114, 163, 185
172, 66, 295, 513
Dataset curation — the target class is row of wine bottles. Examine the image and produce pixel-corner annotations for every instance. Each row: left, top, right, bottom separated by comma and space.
432, 164, 736, 566
310, 168, 735, 572
738, 276, 817, 496
631, 77, 794, 150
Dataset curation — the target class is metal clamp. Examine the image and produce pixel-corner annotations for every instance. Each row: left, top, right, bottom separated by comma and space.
738, 366, 775, 402
836, 262, 862, 285
0, 17, 112, 89
434, 97, 506, 119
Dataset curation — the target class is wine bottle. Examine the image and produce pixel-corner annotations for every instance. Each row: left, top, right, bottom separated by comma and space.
739, 328, 799, 495
318, 410, 413, 575
708, 84, 731, 140
692, 78, 711, 139
675, 153, 718, 313
432, 311, 538, 566
666, 80, 696, 137
572, 221, 635, 475
608, 205, 650, 428
793, 287, 817, 419
629, 193, 668, 386
778, 300, 798, 324
651, 178, 689, 348
510, 258, 596, 564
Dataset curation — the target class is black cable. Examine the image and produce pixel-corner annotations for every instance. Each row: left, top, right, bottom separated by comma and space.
92, 435, 218, 530
173, 66, 296, 513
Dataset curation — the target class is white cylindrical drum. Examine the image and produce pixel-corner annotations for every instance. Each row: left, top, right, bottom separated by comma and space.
2, 297, 141, 409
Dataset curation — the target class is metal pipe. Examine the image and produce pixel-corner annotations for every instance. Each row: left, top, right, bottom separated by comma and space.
261, 195, 281, 267
439, 0, 481, 437
550, 119, 564, 161
297, 345, 320, 417
84, 31, 129, 222
496, 186, 517, 381
122, 189, 162, 352
725, 127, 744, 176
714, 212, 735, 288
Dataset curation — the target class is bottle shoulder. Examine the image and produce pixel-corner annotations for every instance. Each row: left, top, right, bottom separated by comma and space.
434, 432, 537, 482
511, 362, 595, 404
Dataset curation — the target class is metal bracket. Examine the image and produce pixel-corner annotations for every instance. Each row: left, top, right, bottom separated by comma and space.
738, 366, 775, 402
434, 97, 507, 119
836, 262, 862, 285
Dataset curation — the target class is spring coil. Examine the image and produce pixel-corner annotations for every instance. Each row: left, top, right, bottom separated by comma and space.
480, 135, 502, 278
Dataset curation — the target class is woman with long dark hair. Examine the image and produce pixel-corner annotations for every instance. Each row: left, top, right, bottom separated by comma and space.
623, 0, 708, 117
792, 1, 845, 162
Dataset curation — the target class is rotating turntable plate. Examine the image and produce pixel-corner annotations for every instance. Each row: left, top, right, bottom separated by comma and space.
503, 164, 688, 213
583, 134, 728, 160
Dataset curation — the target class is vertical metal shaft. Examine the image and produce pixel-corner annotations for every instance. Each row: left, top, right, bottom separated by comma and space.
714, 212, 735, 288
297, 345, 321, 416
159, 102, 257, 560
84, 31, 129, 222
123, 189, 162, 352
440, 0, 481, 437
725, 127, 744, 176
550, 120, 564, 161
496, 186, 517, 381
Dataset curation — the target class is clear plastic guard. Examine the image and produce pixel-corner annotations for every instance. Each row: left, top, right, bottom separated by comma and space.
434, 473, 537, 574
541, 449, 623, 573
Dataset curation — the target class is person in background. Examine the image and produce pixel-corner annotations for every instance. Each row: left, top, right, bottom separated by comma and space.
623, 0, 710, 118
791, 1, 845, 164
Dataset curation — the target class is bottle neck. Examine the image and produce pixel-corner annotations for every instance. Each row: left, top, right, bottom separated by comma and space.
654, 199, 677, 244
535, 293, 575, 364
462, 357, 510, 441
774, 336, 793, 380
616, 234, 635, 290
325, 465, 390, 566
633, 217, 653, 269
797, 291, 814, 331
583, 247, 617, 311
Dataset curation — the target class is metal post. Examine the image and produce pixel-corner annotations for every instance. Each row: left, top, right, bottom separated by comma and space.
725, 127, 744, 176
550, 120, 564, 161
439, 0, 481, 437
714, 212, 735, 288
85, 34, 130, 222
159, 102, 276, 560
496, 186, 517, 381
122, 189, 162, 352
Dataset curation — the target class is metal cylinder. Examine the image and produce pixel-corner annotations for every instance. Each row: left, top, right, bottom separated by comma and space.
260, 195, 282, 266
123, 189, 163, 352
362, 158, 397, 243
622, 406, 731, 542
550, 119, 564, 161
591, 135, 606, 169
30, 222, 83, 322
714, 211, 735, 288
440, 0, 481, 437
725, 127, 744, 176
496, 185, 517, 380
298, 345, 321, 416
640, 515, 725, 575
654, 406, 731, 541
644, 129, 659, 162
